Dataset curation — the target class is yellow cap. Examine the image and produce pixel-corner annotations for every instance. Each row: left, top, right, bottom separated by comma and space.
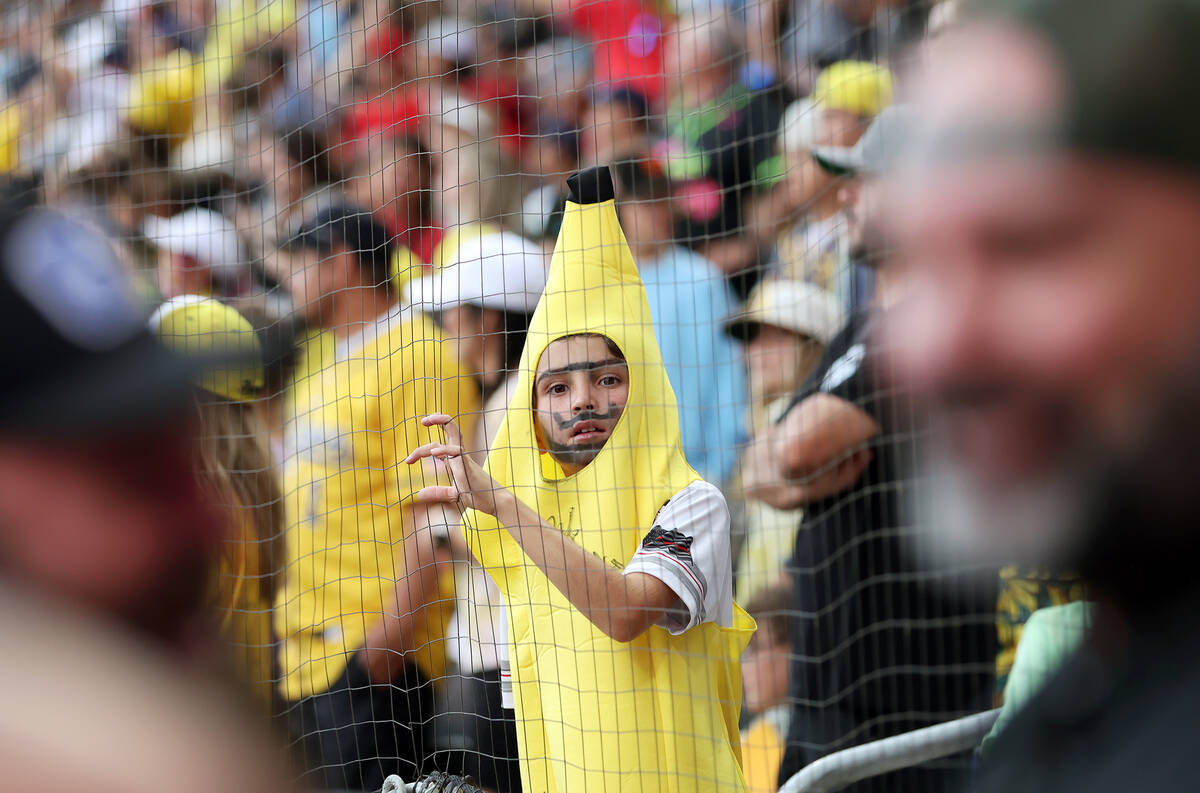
389, 244, 422, 292
150, 296, 265, 402
201, 0, 298, 91
128, 49, 201, 141
812, 60, 894, 119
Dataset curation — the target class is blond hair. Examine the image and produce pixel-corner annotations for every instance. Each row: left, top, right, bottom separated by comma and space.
194, 395, 284, 604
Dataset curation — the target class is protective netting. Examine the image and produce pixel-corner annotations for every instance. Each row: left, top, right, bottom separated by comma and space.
0, 1, 1022, 792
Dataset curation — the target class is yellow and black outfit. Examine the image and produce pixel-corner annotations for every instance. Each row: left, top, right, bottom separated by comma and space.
466, 167, 755, 793
275, 304, 477, 790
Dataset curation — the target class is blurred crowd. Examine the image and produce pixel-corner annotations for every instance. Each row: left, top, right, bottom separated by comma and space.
0, 0, 1083, 792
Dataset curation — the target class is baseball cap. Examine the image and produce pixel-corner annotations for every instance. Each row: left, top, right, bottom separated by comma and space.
127, 48, 199, 140
406, 232, 549, 315
962, 0, 1200, 173
0, 206, 214, 434
724, 279, 844, 345
149, 296, 265, 403
811, 104, 918, 177
812, 61, 894, 119
143, 208, 247, 283
282, 203, 394, 289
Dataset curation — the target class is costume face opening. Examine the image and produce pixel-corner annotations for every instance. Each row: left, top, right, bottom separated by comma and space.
533, 333, 629, 473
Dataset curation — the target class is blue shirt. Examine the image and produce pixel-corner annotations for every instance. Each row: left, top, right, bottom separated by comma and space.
639, 246, 748, 484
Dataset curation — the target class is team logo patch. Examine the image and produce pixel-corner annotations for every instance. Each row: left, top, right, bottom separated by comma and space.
642, 527, 695, 562
641, 526, 707, 603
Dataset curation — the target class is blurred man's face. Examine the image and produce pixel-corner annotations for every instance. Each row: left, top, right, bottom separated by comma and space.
839, 174, 887, 263
533, 334, 629, 474
581, 101, 643, 166
440, 303, 508, 391
350, 136, 423, 233
0, 425, 222, 637
745, 325, 821, 402
663, 23, 729, 109
277, 245, 353, 326
887, 25, 1200, 564
817, 107, 866, 150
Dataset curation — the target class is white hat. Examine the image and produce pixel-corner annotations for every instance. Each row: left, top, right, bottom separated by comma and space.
407, 232, 548, 315
724, 279, 844, 345
171, 128, 236, 177
143, 209, 247, 281
429, 93, 496, 140
778, 98, 820, 154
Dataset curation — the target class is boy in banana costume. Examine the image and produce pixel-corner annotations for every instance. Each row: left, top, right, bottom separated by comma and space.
407, 166, 754, 792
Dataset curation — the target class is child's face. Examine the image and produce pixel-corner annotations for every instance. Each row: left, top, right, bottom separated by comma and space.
742, 623, 791, 714
533, 335, 629, 474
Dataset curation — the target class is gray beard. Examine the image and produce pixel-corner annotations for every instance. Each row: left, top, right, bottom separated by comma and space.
911, 440, 1095, 572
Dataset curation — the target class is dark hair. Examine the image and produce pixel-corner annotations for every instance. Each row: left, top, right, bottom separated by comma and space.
455, 304, 534, 398
591, 84, 651, 123
284, 203, 395, 292
555, 332, 626, 361
744, 585, 791, 643
610, 157, 672, 202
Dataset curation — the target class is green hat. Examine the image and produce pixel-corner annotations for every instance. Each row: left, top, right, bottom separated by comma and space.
965, 0, 1200, 171
150, 296, 265, 403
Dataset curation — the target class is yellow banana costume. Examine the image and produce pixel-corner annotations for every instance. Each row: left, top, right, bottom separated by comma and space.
466, 167, 755, 793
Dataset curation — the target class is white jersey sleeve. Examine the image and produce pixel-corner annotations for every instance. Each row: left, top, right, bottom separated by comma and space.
622, 480, 734, 635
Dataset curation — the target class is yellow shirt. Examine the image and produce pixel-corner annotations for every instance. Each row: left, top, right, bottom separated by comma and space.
468, 179, 754, 793
741, 707, 789, 793
276, 306, 478, 701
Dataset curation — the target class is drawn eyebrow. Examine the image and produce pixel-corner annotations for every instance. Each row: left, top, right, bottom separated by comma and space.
535, 358, 627, 385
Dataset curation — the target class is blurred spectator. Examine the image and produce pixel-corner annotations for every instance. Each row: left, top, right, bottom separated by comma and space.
0, 202, 223, 651
659, 13, 786, 297
406, 230, 548, 793
748, 61, 893, 309
151, 295, 284, 713
740, 585, 794, 793
768, 106, 995, 791
423, 93, 512, 233
232, 130, 309, 248
800, 61, 892, 309
776, 0, 915, 93
724, 279, 842, 603
144, 207, 251, 299
887, 1, 1200, 790
273, 203, 479, 790
612, 156, 748, 484
579, 84, 653, 167
517, 35, 592, 137
347, 131, 442, 264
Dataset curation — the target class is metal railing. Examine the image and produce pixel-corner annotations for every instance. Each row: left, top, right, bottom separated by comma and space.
778, 709, 1001, 793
